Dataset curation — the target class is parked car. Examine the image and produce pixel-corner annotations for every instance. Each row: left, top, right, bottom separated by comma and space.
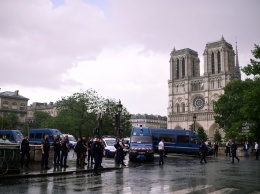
102, 137, 117, 158
63, 134, 77, 149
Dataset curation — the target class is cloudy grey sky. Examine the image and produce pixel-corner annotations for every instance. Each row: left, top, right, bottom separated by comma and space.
1, 0, 259, 116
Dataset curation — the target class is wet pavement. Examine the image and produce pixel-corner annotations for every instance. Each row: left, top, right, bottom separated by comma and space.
1, 153, 260, 194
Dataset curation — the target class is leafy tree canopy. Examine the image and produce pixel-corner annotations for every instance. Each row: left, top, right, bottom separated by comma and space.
197, 127, 208, 142
242, 44, 260, 76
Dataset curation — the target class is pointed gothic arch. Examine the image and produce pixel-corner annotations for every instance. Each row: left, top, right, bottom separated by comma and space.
211, 52, 215, 74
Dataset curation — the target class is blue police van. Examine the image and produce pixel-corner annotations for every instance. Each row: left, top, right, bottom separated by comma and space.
150, 128, 203, 155
29, 128, 63, 145
0, 130, 24, 143
129, 126, 154, 162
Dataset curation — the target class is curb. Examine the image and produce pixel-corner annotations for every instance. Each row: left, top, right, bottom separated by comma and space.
2, 167, 122, 179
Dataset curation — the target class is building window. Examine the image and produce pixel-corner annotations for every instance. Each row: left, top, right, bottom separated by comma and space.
176, 59, 179, 79
177, 104, 180, 113
211, 80, 215, 89
182, 58, 185, 79
217, 51, 221, 73
12, 102, 18, 110
2, 101, 9, 109
182, 103, 185, 112
211, 52, 215, 74
20, 103, 26, 110
217, 79, 221, 88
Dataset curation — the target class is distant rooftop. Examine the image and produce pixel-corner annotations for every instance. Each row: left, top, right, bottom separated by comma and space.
0, 90, 29, 100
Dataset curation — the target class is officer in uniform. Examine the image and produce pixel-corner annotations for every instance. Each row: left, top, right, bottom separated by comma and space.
231, 141, 240, 163
20, 134, 30, 169
91, 136, 103, 176
54, 134, 62, 166
61, 135, 70, 167
199, 141, 207, 164
87, 137, 94, 165
41, 134, 51, 170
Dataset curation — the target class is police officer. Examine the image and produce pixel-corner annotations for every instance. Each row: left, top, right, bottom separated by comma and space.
199, 141, 207, 164
53, 135, 62, 166
231, 141, 240, 163
41, 134, 51, 170
20, 134, 30, 169
81, 136, 88, 165
61, 135, 70, 168
158, 138, 164, 165
91, 136, 103, 176
87, 137, 94, 165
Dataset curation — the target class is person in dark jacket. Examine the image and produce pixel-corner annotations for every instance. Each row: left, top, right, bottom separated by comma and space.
74, 137, 83, 166
199, 141, 207, 164
20, 134, 30, 169
61, 135, 70, 167
91, 136, 103, 176
87, 137, 94, 165
41, 134, 51, 170
53, 135, 62, 166
231, 141, 240, 163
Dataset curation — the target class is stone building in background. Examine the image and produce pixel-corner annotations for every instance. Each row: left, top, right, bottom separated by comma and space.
167, 36, 241, 140
0, 90, 29, 128
131, 114, 167, 129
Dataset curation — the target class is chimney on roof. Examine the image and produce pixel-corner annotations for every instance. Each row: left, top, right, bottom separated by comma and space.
15, 90, 19, 96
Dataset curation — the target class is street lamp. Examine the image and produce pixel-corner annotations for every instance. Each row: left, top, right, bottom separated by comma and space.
193, 114, 197, 132
117, 100, 123, 137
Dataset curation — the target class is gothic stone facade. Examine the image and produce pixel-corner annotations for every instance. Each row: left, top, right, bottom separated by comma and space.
167, 36, 241, 140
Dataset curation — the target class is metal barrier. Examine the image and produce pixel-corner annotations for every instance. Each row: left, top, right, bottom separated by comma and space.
0, 145, 20, 175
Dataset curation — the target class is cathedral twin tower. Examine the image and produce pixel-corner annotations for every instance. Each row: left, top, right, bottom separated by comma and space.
167, 36, 241, 139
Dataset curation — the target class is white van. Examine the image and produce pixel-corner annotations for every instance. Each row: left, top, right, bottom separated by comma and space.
63, 134, 77, 149
102, 137, 117, 158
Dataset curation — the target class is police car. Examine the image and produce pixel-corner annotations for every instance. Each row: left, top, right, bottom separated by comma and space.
102, 137, 117, 158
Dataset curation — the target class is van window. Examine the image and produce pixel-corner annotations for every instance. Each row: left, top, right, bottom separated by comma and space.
177, 135, 189, 143
152, 134, 158, 143
35, 133, 42, 139
191, 137, 201, 145
161, 134, 175, 143
30, 133, 35, 139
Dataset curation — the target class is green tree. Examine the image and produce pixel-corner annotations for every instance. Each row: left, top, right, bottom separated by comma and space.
197, 127, 208, 142
1, 113, 19, 129
213, 129, 222, 143
242, 44, 260, 76
34, 110, 53, 128
55, 89, 102, 138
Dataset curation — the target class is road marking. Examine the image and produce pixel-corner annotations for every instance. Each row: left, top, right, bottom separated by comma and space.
170, 185, 212, 194
208, 188, 238, 194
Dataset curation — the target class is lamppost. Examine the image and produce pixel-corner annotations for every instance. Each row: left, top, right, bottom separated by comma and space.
193, 114, 197, 132
117, 100, 123, 137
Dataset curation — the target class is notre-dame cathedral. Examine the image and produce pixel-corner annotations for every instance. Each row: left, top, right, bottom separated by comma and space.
167, 36, 241, 140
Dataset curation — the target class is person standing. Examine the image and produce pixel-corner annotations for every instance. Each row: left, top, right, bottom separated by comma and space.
118, 137, 126, 166
74, 137, 82, 166
87, 137, 94, 165
199, 141, 207, 164
226, 141, 231, 157
20, 134, 30, 169
54, 135, 62, 166
213, 141, 219, 157
81, 136, 88, 165
61, 135, 70, 168
243, 141, 249, 157
231, 141, 240, 164
91, 136, 103, 176
41, 134, 51, 170
158, 138, 164, 165
254, 141, 259, 160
